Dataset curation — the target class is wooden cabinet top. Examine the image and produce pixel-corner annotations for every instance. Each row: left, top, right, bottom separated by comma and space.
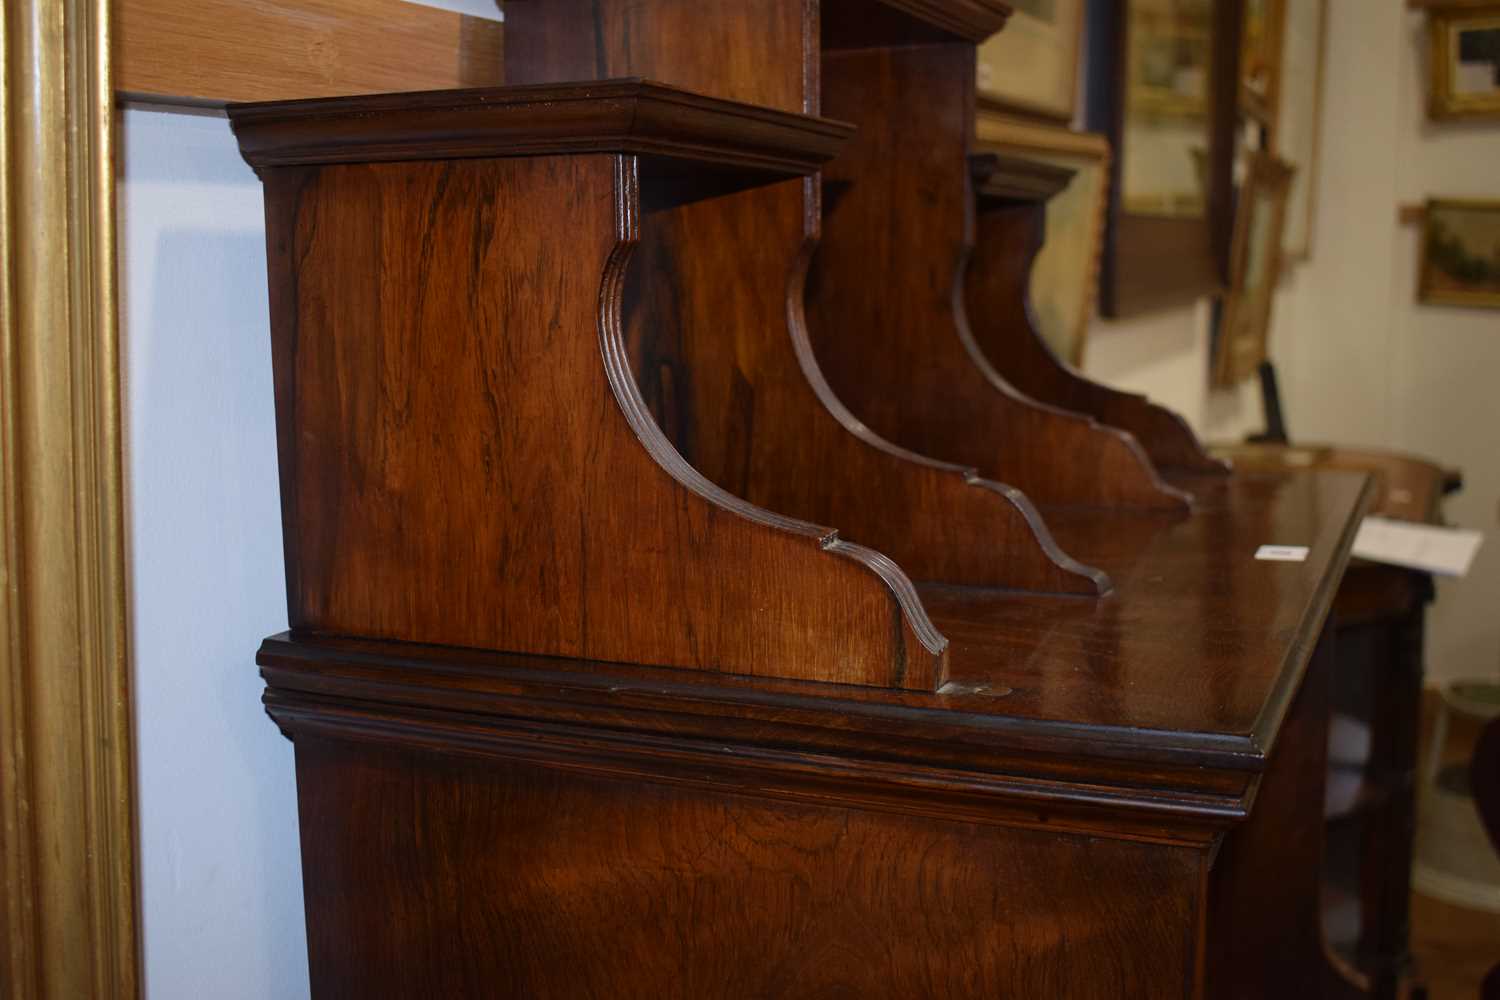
228, 78, 853, 174
260, 469, 1370, 830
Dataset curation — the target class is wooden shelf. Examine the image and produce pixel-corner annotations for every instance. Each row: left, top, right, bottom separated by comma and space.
230, 78, 854, 174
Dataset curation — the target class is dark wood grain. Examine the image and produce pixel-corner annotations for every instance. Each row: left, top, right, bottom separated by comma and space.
504, 2, 1108, 595
1205, 629, 1336, 997
234, 87, 952, 691
810, 44, 1191, 512
292, 737, 1202, 999
230, 78, 852, 173
966, 154, 1230, 475
259, 469, 1372, 784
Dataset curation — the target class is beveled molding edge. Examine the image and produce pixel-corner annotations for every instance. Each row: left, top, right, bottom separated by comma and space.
874, 0, 1013, 42
256, 632, 1276, 793
262, 687, 1239, 848
228, 77, 855, 174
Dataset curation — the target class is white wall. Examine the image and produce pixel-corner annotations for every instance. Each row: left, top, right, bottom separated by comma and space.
1085, 0, 1500, 684
122, 108, 308, 999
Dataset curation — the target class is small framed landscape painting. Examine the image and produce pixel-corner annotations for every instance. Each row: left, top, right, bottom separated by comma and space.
1418, 199, 1500, 309
977, 0, 1086, 121
1429, 5, 1500, 120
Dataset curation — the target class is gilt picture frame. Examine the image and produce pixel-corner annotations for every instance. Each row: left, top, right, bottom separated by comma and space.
1214, 153, 1296, 385
1273, 0, 1327, 261
1418, 198, 1500, 309
1428, 5, 1500, 121
977, 0, 1087, 122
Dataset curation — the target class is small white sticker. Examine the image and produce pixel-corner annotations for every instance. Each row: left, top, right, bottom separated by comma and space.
1256, 545, 1309, 562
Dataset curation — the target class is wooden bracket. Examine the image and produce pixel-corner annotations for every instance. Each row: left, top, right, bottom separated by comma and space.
507, 1, 1110, 597
810, 46, 1192, 513
967, 154, 1230, 476
230, 81, 949, 691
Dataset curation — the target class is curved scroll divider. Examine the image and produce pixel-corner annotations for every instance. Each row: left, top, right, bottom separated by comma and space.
626, 175, 1109, 597
965, 155, 1229, 476
810, 45, 1189, 514
508, 0, 1105, 596
257, 148, 944, 692
603, 157, 950, 679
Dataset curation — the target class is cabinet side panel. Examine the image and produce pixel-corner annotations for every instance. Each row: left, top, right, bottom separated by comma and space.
294, 737, 1202, 999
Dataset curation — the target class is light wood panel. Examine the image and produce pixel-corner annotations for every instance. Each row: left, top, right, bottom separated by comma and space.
115, 0, 504, 105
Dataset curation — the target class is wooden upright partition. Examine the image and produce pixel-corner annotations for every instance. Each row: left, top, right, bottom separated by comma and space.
505, 0, 1110, 595
810, 41, 1192, 512
964, 153, 1230, 476
232, 81, 947, 691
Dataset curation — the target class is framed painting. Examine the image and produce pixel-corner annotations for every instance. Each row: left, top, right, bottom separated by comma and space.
1214, 153, 1295, 386
974, 111, 1112, 366
1085, 0, 1241, 317
977, 0, 1087, 121
1239, 0, 1284, 123
1418, 199, 1500, 308
1428, 5, 1500, 120
1274, 0, 1327, 260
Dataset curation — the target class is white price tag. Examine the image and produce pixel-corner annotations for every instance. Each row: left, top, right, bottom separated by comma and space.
1256, 545, 1309, 562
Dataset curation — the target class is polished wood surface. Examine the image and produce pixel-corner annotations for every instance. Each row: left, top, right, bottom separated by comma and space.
261, 469, 1372, 788
116, 0, 504, 105
290, 736, 1203, 999
256, 463, 1368, 996
232, 83, 947, 691
966, 153, 1230, 475
503, 2, 1108, 596
811, 44, 1190, 512
225, 4, 1378, 996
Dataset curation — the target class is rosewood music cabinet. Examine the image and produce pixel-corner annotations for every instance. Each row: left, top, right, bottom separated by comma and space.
227, 2, 1372, 996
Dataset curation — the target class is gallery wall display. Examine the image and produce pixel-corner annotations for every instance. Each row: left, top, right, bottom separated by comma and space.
976, 0, 1086, 121
1427, 4, 1500, 121
1214, 152, 1295, 385
1085, 0, 1242, 318
1418, 199, 1500, 309
974, 111, 1111, 366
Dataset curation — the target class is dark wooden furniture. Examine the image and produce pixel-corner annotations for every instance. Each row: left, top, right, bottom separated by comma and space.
1476, 716, 1500, 999
1216, 443, 1462, 1000
228, 2, 1372, 995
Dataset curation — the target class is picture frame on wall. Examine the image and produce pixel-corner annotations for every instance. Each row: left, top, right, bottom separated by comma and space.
1085, 0, 1241, 318
977, 0, 1087, 122
1418, 199, 1500, 309
974, 111, 1112, 366
1240, 0, 1285, 124
1428, 4, 1500, 121
1214, 153, 1295, 386
1274, 0, 1327, 261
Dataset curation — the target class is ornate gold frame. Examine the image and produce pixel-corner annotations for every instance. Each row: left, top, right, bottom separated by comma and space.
1, 0, 139, 996
1418, 198, 1500, 309
1428, 6, 1500, 121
